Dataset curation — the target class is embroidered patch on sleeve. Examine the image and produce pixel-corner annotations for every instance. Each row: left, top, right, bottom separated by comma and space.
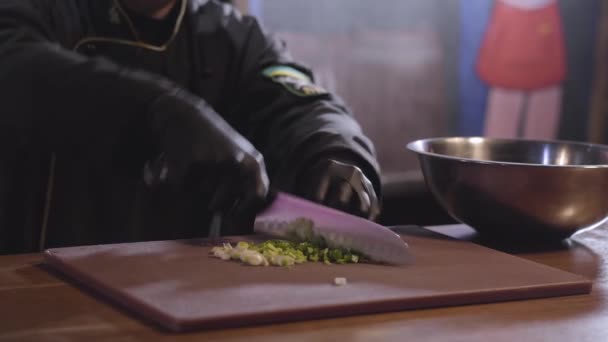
262, 65, 328, 97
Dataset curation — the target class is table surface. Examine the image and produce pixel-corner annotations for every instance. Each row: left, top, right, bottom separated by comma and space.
1, 224, 607, 342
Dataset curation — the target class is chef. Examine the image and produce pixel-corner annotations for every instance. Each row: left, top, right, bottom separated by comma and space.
0, 0, 381, 254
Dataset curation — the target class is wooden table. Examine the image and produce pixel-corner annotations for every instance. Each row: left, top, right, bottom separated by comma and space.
1, 224, 607, 342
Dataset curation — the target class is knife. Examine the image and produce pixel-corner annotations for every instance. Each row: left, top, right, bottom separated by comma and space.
254, 191, 411, 265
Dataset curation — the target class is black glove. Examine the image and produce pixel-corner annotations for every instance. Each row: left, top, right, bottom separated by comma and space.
296, 158, 380, 220
143, 90, 269, 215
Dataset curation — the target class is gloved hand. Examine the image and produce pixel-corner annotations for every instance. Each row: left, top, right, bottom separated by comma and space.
143, 90, 269, 215
296, 158, 380, 220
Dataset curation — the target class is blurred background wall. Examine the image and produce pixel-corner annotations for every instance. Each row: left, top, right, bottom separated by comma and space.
233, 0, 608, 225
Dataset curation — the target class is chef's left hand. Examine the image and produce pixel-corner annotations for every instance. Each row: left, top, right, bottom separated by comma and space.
296, 159, 380, 220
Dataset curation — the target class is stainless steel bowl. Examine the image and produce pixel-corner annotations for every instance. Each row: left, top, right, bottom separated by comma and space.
407, 137, 608, 240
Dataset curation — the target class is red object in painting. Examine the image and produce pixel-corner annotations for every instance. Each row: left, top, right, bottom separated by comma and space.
477, 0, 567, 90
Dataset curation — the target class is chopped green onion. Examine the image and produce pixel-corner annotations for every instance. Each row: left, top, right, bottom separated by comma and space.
210, 239, 363, 267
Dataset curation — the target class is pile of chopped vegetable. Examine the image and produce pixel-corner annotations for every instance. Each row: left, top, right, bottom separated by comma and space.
210, 240, 360, 267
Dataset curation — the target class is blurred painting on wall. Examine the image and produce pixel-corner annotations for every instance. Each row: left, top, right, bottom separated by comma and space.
478, 0, 566, 139
459, 0, 601, 141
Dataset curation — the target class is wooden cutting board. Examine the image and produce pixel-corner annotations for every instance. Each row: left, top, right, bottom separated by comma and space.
43, 226, 591, 332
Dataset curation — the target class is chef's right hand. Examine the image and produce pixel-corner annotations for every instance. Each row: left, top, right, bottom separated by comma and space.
144, 90, 269, 215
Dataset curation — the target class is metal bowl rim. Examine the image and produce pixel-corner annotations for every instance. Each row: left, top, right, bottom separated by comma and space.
406, 136, 608, 169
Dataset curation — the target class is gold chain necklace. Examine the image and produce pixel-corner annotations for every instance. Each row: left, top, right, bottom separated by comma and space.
73, 0, 187, 52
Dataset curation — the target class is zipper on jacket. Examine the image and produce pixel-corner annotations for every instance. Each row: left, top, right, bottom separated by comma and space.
38, 153, 56, 251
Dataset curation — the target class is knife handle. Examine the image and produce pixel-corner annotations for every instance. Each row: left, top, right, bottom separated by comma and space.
208, 213, 222, 238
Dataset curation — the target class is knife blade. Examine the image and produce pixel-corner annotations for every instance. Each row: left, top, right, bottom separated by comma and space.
254, 192, 411, 265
